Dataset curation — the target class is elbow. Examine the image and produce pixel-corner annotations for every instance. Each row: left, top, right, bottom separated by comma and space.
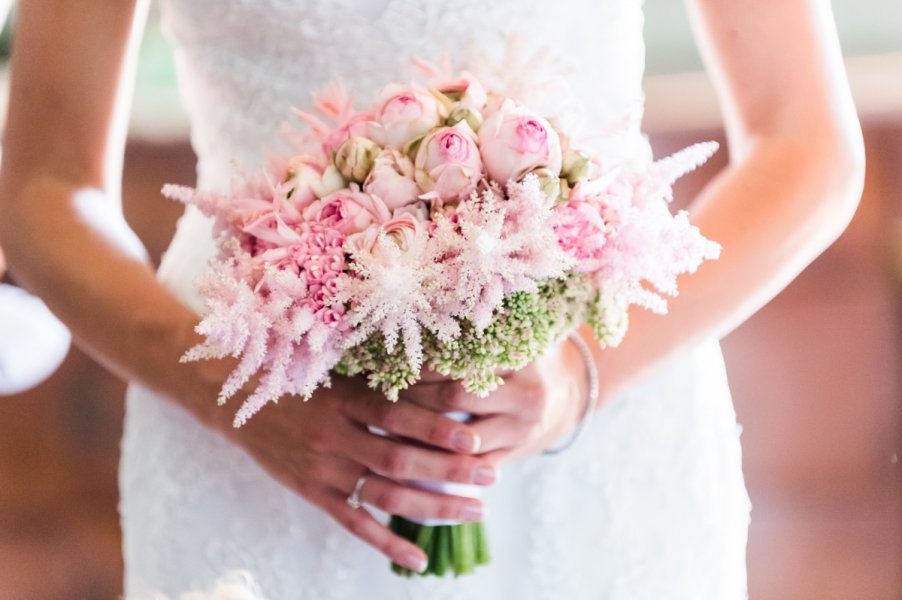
816, 123, 866, 246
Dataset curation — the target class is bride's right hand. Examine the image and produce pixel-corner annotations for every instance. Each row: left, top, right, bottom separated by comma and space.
210, 376, 492, 573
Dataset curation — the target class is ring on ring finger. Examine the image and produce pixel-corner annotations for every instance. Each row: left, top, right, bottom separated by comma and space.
347, 472, 369, 510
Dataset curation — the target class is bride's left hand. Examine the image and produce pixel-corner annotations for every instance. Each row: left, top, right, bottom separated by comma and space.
399, 338, 592, 463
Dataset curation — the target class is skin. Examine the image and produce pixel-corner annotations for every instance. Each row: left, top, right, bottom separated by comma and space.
0, 0, 863, 575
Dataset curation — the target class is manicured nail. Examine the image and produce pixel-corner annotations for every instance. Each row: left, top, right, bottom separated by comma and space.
473, 465, 496, 485
403, 552, 428, 573
460, 503, 484, 521
451, 430, 480, 453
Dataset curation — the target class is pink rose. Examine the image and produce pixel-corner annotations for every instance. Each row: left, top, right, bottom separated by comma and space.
303, 189, 391, 235
368, 83, 445, 149
363, 149, 421, 211
478, 99, 562, 185
414, 123, 483, 203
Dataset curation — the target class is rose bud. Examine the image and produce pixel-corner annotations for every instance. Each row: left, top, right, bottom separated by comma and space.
478, 99, 563, 185
334, 137, 381, 183
414, 122, 483, 203
368, 83, 446, 150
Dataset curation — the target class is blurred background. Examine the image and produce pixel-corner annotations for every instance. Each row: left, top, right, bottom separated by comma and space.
0, 1, 899, 598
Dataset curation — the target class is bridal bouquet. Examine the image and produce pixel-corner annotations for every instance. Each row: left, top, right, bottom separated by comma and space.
164, 59, 720, 577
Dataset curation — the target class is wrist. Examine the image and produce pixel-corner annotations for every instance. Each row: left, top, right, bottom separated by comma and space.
543, 332, 599, 455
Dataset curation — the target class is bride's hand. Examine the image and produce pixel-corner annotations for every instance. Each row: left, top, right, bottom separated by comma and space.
400, 337, 592, 463
209, 376, 494, 573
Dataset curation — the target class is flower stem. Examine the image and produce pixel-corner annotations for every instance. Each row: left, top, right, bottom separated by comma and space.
389, 516, 491, 577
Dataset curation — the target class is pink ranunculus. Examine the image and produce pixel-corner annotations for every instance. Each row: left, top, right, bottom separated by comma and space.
346, 213, 422, 257
345, 226, 380, 257
414, 122, 483, 203
363, 149, 422, 211
478, 99, 563, 185
381, 213, 423, 252
303, 189, 391, 235
368, 83, 445, 149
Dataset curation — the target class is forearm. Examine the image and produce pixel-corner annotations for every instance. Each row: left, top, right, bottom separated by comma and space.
0, 175, 226, 427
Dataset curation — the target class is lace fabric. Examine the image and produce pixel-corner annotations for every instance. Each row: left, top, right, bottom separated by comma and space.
120, 1, 750, 598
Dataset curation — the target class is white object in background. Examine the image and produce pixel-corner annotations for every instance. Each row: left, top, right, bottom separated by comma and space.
0, 283, 71, 395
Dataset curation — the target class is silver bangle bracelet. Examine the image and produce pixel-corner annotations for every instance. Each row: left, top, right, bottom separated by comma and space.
543, 332, 599, 455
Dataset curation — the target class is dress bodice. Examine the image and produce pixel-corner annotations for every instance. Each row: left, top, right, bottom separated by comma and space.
159, 0, 649, 190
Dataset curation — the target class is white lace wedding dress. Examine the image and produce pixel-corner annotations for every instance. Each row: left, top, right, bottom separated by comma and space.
120, 1, 751, 598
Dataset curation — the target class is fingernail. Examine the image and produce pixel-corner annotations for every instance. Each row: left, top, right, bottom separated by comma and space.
402, 552, 428, 573
451, 430, 480, 453
460, 503, 484, 521
473, 465, 496, 485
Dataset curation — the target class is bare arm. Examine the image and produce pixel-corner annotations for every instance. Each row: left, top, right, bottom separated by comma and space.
0, 1, 493, 571
590, 0, 865, 401
0, 0, 209, 403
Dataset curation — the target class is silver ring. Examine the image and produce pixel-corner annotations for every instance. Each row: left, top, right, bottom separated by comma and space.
346, 473, 369, 510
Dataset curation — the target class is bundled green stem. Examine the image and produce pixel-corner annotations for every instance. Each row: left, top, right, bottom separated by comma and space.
389, 517, 491, 577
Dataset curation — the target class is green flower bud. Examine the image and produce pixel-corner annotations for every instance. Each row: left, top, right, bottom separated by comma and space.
446, 106, 484, 132
528, 167, 562, 204
334, 137, 381, 183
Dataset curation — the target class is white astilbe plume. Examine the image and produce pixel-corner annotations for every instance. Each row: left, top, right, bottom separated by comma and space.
335, 227, 450, 373
433, 176, 572, 329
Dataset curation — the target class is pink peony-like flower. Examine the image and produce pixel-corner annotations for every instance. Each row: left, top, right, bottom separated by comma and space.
414, 122, 483, 203
478, 99, 562, 185
363, 149, 421, 211
303, 189, 391, 235
368, 83, 445, 149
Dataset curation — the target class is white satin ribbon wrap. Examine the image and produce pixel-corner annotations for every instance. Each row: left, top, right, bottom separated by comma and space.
369, 410, 482, 526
